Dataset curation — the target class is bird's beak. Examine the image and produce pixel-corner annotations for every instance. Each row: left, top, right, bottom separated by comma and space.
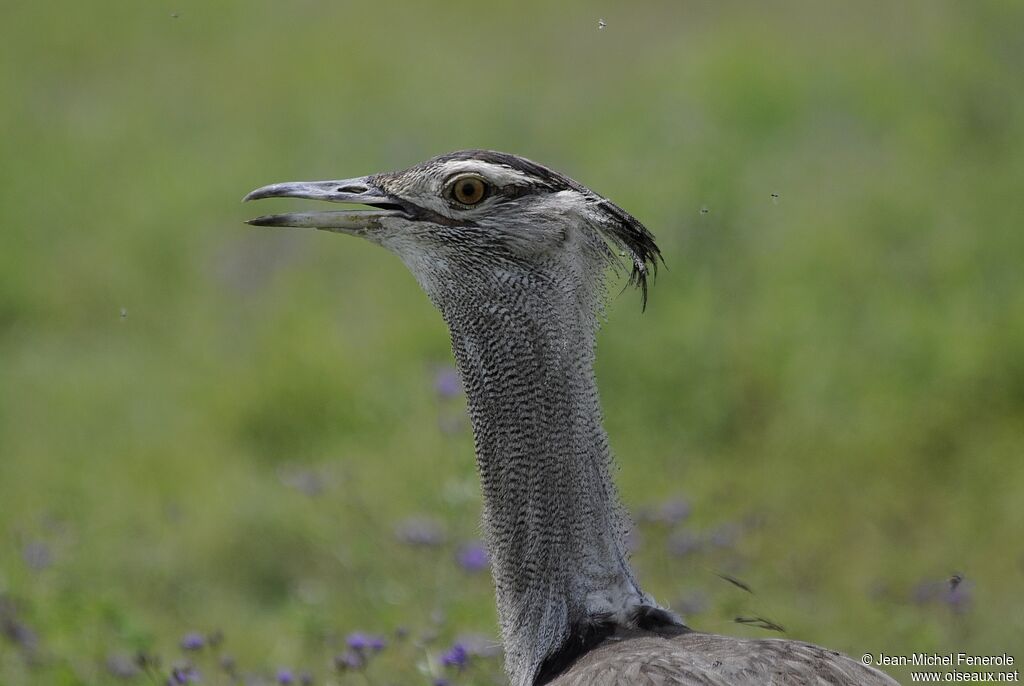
243, 176, 408, 234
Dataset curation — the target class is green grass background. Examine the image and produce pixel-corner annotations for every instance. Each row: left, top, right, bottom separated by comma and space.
2, 1, 1022, 683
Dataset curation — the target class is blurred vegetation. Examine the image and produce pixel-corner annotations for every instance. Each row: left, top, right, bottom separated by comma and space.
2, 1, 1022, 683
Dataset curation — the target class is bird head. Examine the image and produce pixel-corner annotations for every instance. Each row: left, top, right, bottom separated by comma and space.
244, 150, 661, 307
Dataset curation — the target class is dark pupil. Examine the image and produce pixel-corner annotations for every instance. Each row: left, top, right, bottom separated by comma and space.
460, 182, 476, 198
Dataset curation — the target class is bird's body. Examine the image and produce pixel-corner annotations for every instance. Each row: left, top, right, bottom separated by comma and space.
550, 631, 889, 686
245, 150, 896, 686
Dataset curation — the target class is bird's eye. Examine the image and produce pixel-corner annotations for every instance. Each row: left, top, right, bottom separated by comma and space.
449, 175, 489, 206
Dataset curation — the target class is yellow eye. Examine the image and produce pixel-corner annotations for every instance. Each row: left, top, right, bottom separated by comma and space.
450, 175, 488, 206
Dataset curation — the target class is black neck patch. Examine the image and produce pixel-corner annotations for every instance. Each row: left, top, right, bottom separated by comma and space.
533, 607, 691, 685
534, 615, 618, 686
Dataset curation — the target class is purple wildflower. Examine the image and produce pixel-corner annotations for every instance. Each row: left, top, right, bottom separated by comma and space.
433, 367, 462, 398
0, 604, 38, 653
22, 541, 52, 572
168, 665, 201, 684
346, 632, 371, 651
440, 642, 469, 670
657, 497, 692, 524
346, 631, 384, 650
334, 650, 364, 671
433, 679, 451, 686
456, 542, 489, 573
707, 522, 740, 548
179, 632, 205, 651
667, 529, 702, 557
910, 575, 975, 615
946, 579, 974, 614
276, 668, 294, 684
278, 467, 324, 497
105, 652, 141, 679
395, 517, 446, 547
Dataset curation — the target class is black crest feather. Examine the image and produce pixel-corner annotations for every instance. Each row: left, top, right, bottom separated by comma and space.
590, 196, 663, 310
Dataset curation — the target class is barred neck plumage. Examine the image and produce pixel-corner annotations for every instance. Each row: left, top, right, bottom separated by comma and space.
429, 258, 671, 686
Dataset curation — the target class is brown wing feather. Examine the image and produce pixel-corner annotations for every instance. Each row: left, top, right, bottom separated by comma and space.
549, 632, 897, 686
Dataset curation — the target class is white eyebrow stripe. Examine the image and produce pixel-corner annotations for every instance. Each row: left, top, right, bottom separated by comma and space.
437, 160, 536, 187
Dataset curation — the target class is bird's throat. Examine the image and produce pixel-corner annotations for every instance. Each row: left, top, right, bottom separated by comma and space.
439, 280, 655, 685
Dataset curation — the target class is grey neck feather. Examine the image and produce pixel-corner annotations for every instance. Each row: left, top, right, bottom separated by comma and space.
417, 249, 659, 686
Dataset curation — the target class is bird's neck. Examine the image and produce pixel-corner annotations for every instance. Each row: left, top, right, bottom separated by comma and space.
438, 274, 657, 686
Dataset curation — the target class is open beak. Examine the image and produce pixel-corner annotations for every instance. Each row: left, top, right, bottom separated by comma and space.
243, 176, 408, 234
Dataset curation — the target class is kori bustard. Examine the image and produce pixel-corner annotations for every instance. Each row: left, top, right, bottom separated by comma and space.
245, 150, 896, 686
